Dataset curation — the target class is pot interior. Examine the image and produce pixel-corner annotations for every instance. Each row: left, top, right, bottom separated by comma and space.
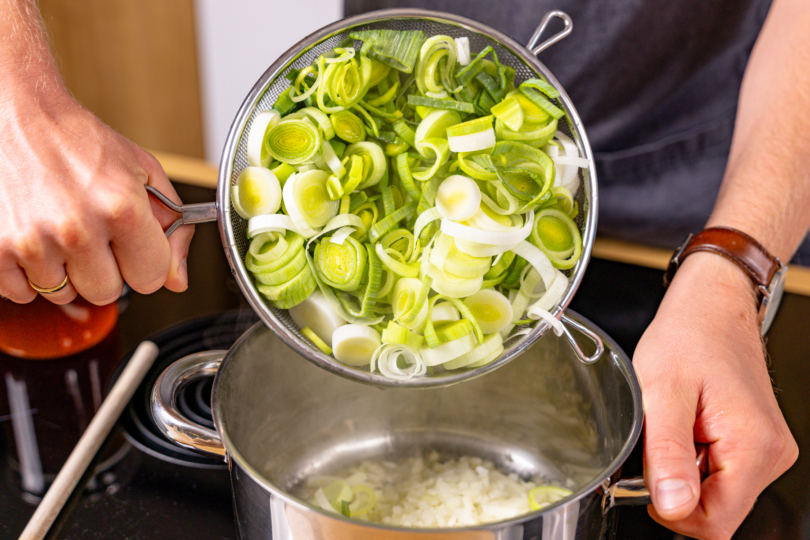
214, 311, 641, 505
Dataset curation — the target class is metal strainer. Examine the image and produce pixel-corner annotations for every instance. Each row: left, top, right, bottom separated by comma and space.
148, 8, 603, 388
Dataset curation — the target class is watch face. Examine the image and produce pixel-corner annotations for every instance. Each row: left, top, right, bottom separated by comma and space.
760, 266, 787, 336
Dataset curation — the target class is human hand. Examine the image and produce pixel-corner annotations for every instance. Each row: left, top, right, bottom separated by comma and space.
0, 83, 195, 305
633, 252, 798, 539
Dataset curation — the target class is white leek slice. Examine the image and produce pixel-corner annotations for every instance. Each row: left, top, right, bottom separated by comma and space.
529, 486, 573, 511
435, 175, 481, 221
414, 110, 461, 157
511, 240, 556, 290
282, 170, 339, 238
289, 290, 345, 347
463, 289, 513, 334
467, 206, 519, 232
413, 207, 442, 241
371, 344, 426, 380
314, 488, 338, 514
444, 332, 503, 370
528, 307, 564, 336
231, 167, 282, 220
332, 324, 381, 366
447, 128, 496, 153
247, 214, 298, 238
427, 263, 483, 298
528, 269, 568, 314
431, 302, 460, 323
247, 110, 281, 167
441, 211, 534, 246
453, 238, 518, 257
329, 226, 355, 246
554, 132, 582, 193
455, 37, 471, 66
419, 332, 477, 366
321, 139, 346, 178
393, 277, 429, 331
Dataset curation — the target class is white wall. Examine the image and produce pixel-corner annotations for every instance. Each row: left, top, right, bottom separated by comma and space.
195, 0, 343, 163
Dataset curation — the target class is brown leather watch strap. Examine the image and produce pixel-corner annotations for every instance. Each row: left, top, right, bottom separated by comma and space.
664, 226, 781, 292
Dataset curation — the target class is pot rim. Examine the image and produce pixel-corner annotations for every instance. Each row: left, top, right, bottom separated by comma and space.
215, 7, 599, 388
212, 309, 643, 532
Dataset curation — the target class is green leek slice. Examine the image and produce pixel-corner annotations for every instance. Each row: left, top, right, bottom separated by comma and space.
531, 208, 582, 269
313, 234, 367, 291
490, 96, 524, 132
330, 110, 366, 143
349, 30, 426, 73
344, 141, 387, 190
266, 118, 322, 164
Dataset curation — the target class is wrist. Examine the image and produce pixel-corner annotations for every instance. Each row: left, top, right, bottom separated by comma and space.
669, 251, 759, 314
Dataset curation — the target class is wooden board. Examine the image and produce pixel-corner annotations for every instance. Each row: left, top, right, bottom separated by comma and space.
38, 0, 204, 158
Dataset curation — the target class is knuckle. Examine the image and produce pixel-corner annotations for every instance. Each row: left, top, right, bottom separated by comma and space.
646, 432, 695, 464
105, 191, 146, 226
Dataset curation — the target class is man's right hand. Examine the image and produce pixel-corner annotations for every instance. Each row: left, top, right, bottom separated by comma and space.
0, 82, 195, 305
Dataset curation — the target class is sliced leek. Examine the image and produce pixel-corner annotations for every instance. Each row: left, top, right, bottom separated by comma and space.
247, 110, 281, 167
266, 118, 322, 164
235, 31, 586, 378
435, 175, 481, 221
463, 289, 513, 334
288, 291, 345, 347
332, 324, 381, 366
231, 167, 282, 219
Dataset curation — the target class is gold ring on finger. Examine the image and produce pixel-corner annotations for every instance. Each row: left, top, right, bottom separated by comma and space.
28, 274, 70, 294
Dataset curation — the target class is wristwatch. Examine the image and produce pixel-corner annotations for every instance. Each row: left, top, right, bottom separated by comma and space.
664, 226, 787, 335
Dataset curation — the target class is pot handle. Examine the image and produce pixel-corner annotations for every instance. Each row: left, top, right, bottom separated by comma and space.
146, 185, 217, 237
150, 350, 228, 461
560, 313, 605, 364
602, 444, 709, 513
527, 11, 573, 55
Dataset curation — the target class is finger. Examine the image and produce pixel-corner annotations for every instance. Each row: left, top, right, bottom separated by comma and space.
15, 236, 78, 305
164, 223, 194, 292
132, 145, 194, 292
106, 151, 172, 294
65, 243, 124, 305
0, 264, 37, 304
20, 262, 78, 306
652, 418, 799, 538
641, 377, 702, 522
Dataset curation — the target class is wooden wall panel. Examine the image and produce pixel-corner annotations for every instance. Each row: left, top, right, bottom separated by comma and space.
38, 0, 204, 158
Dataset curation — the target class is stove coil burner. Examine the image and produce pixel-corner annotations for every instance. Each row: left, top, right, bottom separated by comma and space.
114, 310, 258, 468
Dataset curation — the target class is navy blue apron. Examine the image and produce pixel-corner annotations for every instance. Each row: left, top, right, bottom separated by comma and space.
344, 0, 810, 264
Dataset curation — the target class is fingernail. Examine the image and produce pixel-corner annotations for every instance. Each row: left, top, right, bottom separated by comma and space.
179, 257, 188, 285
656, 479, 693, 511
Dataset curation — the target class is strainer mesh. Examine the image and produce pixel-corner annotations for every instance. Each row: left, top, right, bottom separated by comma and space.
225, 15, 591, 384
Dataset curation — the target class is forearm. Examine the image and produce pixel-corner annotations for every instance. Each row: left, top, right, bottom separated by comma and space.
0, 0, 64, 103
707, 0, 810, 263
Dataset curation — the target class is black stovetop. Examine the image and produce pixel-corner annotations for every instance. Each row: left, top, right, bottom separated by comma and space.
1, 183, 808, 540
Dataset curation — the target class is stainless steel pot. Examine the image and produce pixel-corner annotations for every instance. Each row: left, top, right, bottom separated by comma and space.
151, 310, 653, 539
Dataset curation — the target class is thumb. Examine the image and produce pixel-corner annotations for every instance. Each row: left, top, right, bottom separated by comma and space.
641, 380, 701, 522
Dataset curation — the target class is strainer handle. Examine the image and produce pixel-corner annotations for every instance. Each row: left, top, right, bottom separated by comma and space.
527, 11, 573, 55
145, 185, 218, 237
151, 350, 227, 461
560, 313, 605, 364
